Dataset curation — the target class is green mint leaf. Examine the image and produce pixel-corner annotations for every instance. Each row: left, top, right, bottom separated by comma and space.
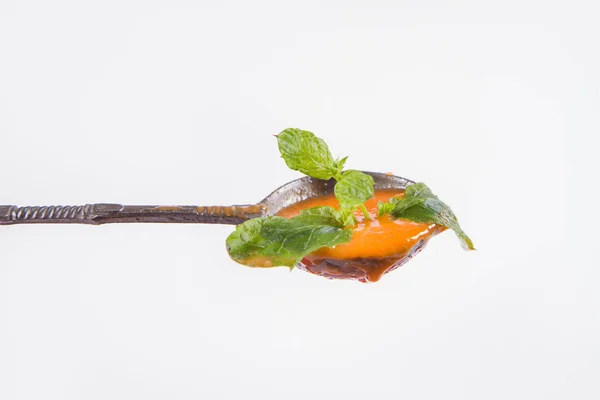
337, 205, 358, 226
225, 217, 295, 267
332, 156, 348, 174
377, 200, 397, 216
226, 212, 352, 268
276, 129, 370, 226
276, 128, 341, 180
334, 170, 375, 222
260, 216, 351, 255
294, 206, 344, 227
383, 183, 475, 250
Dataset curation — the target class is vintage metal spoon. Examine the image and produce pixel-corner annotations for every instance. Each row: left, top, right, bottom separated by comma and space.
0, 172, 412, 226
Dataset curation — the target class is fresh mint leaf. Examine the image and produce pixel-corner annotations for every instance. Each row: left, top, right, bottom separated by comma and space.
332, 156, 348, 174
380, 183, 475, 250
276, 128, 343, 180
334, 170, 374, 221
334, 170, 375, 207
338, 206, 358, 226
276, 129, 373, 225
260, 216, 351, 255
225, 217, 294, 267
377, 200, 397, 216
294, 206, 344, 227
226, 211, 352, 268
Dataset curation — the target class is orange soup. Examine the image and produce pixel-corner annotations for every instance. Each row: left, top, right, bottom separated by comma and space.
277, 190, 444, 282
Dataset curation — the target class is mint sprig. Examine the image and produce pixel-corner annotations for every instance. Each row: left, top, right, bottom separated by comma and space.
277, 128, 343, 180
226, 129, 474, 270
377, 182, 475, 250
276, 128, 374, 223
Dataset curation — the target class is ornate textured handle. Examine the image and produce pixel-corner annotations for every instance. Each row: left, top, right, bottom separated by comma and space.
0, 204, 99, 225
0, 203, 266, 226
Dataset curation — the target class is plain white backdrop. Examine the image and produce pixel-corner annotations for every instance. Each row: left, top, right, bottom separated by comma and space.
1, 1, 598, 399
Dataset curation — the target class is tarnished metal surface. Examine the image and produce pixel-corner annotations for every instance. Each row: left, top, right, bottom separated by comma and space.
261, 171, 414, 215
0, 171, 413, 226
0, 204, 266, 226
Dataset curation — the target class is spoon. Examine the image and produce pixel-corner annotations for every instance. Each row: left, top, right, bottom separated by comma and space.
0, 172, 413, 226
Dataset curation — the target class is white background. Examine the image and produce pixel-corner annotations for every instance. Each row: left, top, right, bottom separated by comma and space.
1, 1, 598, 399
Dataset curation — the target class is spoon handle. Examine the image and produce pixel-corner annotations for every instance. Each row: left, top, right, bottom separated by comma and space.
0, 203, 266, 226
